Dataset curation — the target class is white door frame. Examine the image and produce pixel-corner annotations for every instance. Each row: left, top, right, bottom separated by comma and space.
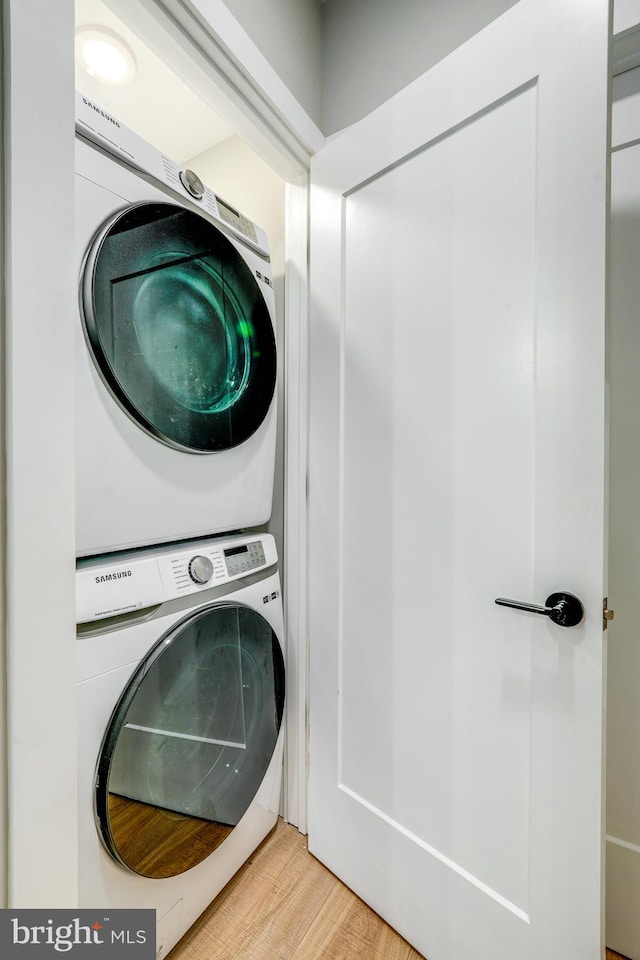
3, 0, 320, 908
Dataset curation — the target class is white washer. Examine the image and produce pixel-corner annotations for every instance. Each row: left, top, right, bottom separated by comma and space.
76, 532, 284, 959
75, 93, 278, 557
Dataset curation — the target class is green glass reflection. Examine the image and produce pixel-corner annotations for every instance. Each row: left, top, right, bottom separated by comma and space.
132, 254, 251, 414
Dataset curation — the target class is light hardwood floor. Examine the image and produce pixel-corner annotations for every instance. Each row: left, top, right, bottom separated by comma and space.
168, 818, 423, 960
167, 818, 627, 960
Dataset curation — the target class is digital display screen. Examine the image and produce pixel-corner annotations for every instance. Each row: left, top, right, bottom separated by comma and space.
217, 198, 241, 220
215, 196, 258, 243
224, 544, 249, 558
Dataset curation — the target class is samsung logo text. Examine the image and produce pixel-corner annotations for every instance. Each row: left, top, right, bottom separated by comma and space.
95, 570, 133, 584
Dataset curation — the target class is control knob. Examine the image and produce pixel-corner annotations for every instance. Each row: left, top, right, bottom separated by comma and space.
179, 168, 204, 200
188, 555, 214, 585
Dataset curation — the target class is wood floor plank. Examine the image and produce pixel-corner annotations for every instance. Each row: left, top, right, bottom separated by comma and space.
231, 847, 337, 958
197, 844, 336, 959
168, 819, 424, 960
292, 881, 421, 960
170, 821, 305, 959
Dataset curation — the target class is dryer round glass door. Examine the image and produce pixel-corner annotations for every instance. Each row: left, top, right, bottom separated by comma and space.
80, 202, 277, 453
95, 602, 285, 878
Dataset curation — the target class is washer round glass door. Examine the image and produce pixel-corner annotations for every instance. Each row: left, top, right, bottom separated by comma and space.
95, 602, 285, 878
81, 202, 277, 453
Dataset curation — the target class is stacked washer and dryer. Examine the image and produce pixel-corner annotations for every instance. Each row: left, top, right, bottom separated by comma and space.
74, 94, 285, 958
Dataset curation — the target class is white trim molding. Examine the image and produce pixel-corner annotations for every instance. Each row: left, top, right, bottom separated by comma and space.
283, 176, 310, 832
103, 0, 325, 179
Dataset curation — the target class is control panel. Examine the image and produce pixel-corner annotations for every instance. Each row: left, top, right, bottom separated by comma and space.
76, 533, 277, 624
161, 539, 265, 595
215, 197, 258, 243
224, 541, 266, 577
166, 549, 227, 594
75, 92, 268, 255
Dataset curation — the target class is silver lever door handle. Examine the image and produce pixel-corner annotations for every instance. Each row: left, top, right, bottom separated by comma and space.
495, 592, 584, 627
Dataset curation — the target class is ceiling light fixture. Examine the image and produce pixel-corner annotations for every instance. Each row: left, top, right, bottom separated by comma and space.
75, 26, 137, 86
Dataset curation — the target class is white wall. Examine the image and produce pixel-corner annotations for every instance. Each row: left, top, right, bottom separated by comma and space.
221, 0, 323, 128
616, 0, 640, 33
321, 0, 518, 134
185, 137, 286, 564
4, 0, 77, 906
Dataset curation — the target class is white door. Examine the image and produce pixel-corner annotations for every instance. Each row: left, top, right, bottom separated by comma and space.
307, 2, 610, 958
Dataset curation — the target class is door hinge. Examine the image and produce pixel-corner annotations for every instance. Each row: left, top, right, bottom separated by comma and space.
603, 598, 615, 630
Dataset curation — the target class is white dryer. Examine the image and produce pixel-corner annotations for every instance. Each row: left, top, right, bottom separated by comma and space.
76, 531, 284, 958
75, 94, 278, 557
